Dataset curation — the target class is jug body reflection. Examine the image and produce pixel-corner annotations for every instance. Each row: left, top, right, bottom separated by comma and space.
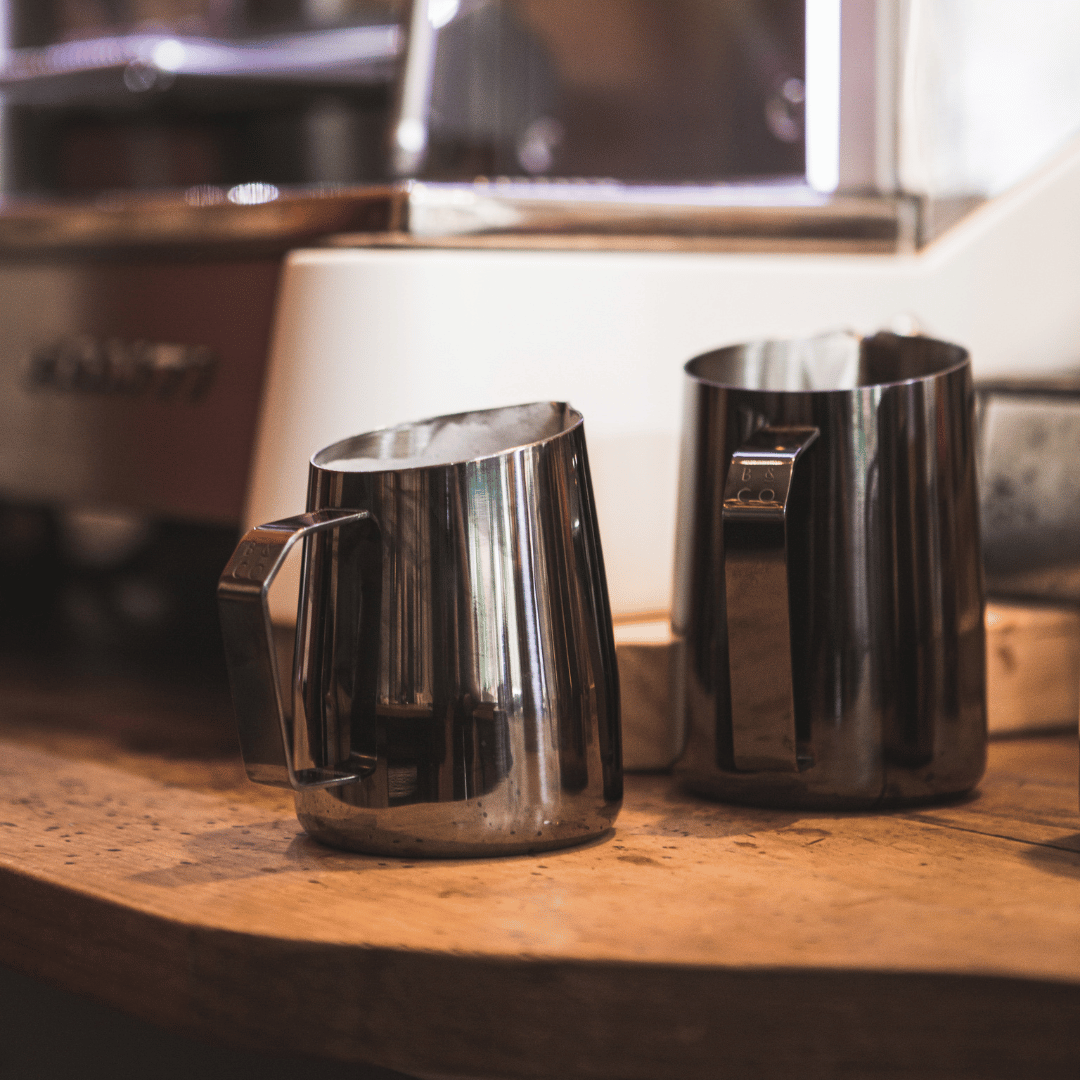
219, 402, 621, 856
674, 332, 987, 808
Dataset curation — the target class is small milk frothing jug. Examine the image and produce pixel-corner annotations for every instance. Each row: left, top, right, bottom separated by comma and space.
218, 402, 621, 855
674, 332, 986, 808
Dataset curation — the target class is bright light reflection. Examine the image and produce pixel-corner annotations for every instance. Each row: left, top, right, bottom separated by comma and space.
227, 182, 280, 205
428, 0, 460, 29
395, 117, 427, 154
152, 38, 186, 72
805, 0, 841, 192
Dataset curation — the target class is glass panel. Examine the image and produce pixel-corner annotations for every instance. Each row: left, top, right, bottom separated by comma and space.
418, 0, 806, 183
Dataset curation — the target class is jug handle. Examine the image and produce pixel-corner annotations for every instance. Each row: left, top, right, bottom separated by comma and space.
722, 426, 818, 772
218, 509, 375, 790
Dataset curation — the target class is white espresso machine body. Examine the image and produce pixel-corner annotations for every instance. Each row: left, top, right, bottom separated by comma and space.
246, 137, 1080, 625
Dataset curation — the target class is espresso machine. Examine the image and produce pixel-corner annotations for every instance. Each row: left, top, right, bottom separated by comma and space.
242, 0, 1080, 760
1, 1, 1079, 760
0, 0, 813, 714
0, 0, 408, 708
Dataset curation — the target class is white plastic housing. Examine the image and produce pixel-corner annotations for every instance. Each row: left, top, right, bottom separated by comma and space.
247, 138, 1080, 623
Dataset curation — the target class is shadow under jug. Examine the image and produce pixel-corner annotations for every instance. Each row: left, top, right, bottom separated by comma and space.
219, 402, 621, 856
674, 332, 986, 809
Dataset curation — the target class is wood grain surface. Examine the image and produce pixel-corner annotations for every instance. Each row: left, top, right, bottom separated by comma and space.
1, 718, 1079, 1079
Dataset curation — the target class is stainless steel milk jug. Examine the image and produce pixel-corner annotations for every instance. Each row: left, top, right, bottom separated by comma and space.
674, 332, 986, 808
219, 402, 622, 855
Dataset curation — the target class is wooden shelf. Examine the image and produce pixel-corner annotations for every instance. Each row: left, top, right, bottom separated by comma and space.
2, 709, 1079, 1079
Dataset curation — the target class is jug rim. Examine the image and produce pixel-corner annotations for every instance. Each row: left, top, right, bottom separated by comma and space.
310, 401, 583, 474
685, 330, 969, 393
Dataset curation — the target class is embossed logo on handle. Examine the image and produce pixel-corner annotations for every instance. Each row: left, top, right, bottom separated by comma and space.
723, 426, 819, 773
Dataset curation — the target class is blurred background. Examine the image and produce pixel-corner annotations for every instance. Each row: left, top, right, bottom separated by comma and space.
2, 1, 1079, 197
0, 0, 1078, 741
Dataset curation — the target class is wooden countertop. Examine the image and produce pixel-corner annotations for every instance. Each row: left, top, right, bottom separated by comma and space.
1, 679, 1079, 1080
